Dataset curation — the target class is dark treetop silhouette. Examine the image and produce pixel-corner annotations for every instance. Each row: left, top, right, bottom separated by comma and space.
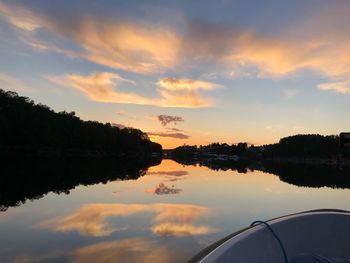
0, 89, 162, 157
167, 134, 349, 162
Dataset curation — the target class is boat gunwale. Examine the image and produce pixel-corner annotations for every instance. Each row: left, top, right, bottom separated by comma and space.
188, 208, 350, 263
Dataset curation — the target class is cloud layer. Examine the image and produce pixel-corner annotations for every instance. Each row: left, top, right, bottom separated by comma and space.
0, 3, 350, 87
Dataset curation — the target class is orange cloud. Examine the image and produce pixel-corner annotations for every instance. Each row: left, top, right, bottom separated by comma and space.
11, 237, 192, 263
180, 20, 350, 82
81, 23, 179, 74
0, 2, 179, 74
152, 203, 209, 224
72, 239, 173, 263
151, 223, 213, 237
147, 132, 189, 139
166, 127, 186, 132
48, 72, 155, 105
155, 78, 219, 107
147, 170, 188, 176
179, 17, 350, 94
157, 78, 217, 108
0, 2, 41, 31
40, 204, 149, 236
227, 33, 350, 80
49, 72, 218, 108
157, 78, 218, 91
39, 203, 215, 237
147, 170, 188, 182
151, 203, 217, 236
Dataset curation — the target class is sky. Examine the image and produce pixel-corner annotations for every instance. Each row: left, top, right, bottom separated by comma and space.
0, 0, 349, 149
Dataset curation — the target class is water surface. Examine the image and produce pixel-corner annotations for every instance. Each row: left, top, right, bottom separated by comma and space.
1, 159, 350, 262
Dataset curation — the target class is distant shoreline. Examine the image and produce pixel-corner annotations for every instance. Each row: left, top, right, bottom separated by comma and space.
264, 157, 350, 166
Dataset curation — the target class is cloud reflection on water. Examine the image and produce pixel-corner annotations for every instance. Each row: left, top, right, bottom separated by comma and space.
147, 169, 188, 182
40, 203, 216, 237
11, 238, 187, 263
144, 183, 182, 195
147, 170, 188, 177
72, 238, 174, 263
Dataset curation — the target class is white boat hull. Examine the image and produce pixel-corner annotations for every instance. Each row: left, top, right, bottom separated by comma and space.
191, 209, 350, 263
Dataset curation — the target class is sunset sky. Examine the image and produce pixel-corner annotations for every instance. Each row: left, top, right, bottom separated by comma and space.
0, 0, 349, 148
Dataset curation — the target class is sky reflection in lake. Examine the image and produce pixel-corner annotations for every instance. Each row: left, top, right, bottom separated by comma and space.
1, 159, 350, 263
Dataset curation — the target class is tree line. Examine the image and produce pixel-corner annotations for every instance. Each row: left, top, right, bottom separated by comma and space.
262, 134, 343, 159
0, 89, 162, 156
168, 134, 349, 160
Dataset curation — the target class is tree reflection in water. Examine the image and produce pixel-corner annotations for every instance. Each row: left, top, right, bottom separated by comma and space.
170, 158, 350, 189
0, 156, 161, 211
2, 156, 350, 212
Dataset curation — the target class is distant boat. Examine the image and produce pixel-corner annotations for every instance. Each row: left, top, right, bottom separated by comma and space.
189, 209, 350, 263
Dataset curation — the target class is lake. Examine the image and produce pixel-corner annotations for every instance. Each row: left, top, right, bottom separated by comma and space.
1, 158, 350, 263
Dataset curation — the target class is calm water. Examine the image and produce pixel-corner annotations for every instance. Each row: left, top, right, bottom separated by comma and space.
1, 159, 350, 263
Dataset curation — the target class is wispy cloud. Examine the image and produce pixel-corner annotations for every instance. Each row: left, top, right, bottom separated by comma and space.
151, 223, 213, 237
166, 127, 186, 132
181, 19, 350, 82
48, 72, 152, 104
147, 170, 188, 177
318, 82, 350, 94
11, 238, 176, 263
157, 78, 218, 107
147, 132, 189, 139
157, 78, 218, 91
72, 239, 173, 263
0, 2, 41, 32
147, 170, 188, 182
0, 2, 179, 74
49, 72, 217, 108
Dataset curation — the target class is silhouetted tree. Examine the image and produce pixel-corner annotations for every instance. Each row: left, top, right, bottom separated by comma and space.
0, 89, 162, 156
263, 134, 342, 159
